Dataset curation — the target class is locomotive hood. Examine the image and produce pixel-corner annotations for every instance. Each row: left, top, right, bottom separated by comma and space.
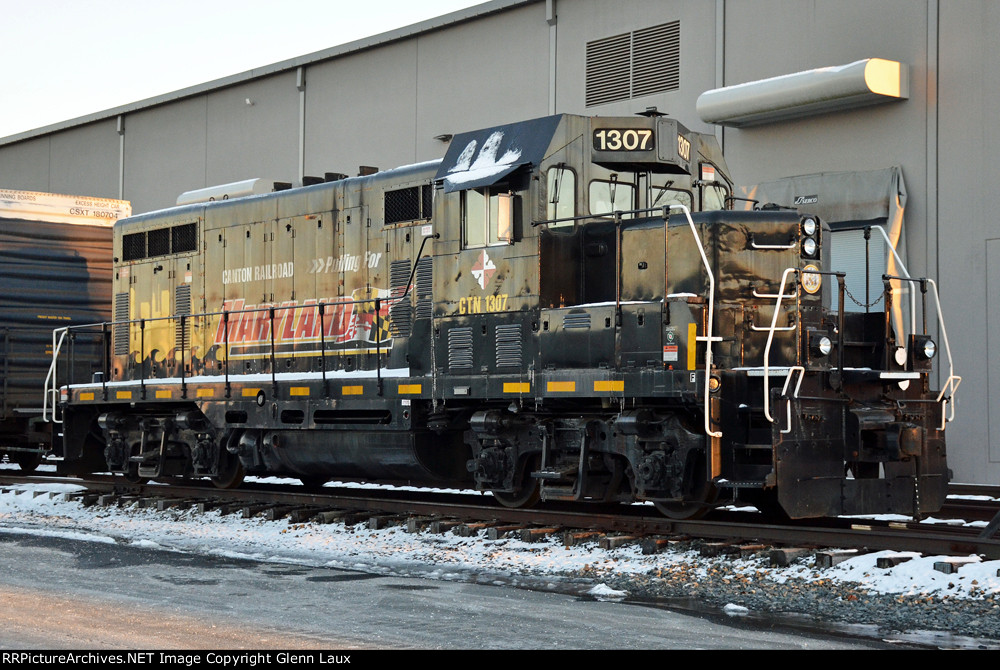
435, 115, 563, 192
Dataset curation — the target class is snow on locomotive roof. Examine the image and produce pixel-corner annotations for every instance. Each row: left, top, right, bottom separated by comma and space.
0, 188, 131, 226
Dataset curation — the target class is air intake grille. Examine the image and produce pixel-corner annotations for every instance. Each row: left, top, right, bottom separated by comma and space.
495, 324, 522, 368
385, 185, 433, 224
448, 327, 474, 371
172, 223, 198, 253
175, 284, 191, 348
415, 257, 433, 320
563, 313, 592, 330
586, 20, 680, 107
120, 222, 198, 261
113, 292, 130, 356
389, 259, 412, 337
148, 227, 170, 257
122, 232, 145, 261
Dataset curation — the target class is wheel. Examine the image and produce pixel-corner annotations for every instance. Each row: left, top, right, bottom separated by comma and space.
491, 455, 540, 509
13, 450, 43, 473
653, 485, 718, 520
211, 433, 245, 489
652, 450, 717, 520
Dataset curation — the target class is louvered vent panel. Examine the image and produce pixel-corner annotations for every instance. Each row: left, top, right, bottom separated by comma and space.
495, 324, 522, 368
585, 21, 681, 107
389, 259, 412, 337
415, 257, 433, 320
113, 292, 130, 356
563, 313, 592, 330
632, 21, 680, 97
586, 33, 631, 106
448, 327, 474, 371
174, 284, 192, 348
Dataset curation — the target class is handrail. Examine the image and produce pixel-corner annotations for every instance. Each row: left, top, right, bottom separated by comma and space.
43, 289, 414, 420
870, 225, 917, 343
43, 326, 72, 424
667, 204, 722, 438
926, 278, 962, 429
763, 268, 799, 423
779, 366, 805, 435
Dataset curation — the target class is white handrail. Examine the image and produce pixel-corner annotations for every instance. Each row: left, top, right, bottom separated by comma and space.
869, 229, 960, 426
42, 326, 71, 424
763, 268, 799, 423
669, 204, 722, 438
870, 225, 917, 345
926, 278, 962, 429
780, 366, 805, 434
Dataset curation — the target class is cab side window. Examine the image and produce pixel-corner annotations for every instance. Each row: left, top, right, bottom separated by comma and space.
462, 188, 515, 247
546, 167, 575, 228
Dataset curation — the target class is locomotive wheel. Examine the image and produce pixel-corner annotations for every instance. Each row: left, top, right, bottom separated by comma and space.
14, 450, 43, 473
653, 486, 718, 519
652, 457, 718, 520
491, 455, 540, 509
211, 433, 245, 489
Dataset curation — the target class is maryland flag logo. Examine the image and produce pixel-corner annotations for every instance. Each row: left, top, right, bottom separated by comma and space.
212, 287, 398, 357
350, 287, 394, 344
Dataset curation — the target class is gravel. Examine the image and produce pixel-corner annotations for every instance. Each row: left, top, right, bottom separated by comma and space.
589, 539, 1000, 649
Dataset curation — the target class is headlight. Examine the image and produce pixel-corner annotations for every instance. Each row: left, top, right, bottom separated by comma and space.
922, 339, 936, 359
802, 217, 817, 236
801, 237, 817, 256
810, 333, 832, 357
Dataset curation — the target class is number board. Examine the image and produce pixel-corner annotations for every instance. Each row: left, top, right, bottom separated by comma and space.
592, 128, 655, 152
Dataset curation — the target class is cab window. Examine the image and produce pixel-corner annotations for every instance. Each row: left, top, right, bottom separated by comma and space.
546, 166, 575, 227
589, 178, 635, 217
463, 187, 514, 247
649, 182, 692, 213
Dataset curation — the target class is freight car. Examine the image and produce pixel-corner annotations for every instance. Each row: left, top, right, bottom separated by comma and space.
45, 113, 959, 519
0, 189, 127, 470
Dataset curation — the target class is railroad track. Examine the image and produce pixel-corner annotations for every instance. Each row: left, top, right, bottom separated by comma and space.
3, 472, 1000, 560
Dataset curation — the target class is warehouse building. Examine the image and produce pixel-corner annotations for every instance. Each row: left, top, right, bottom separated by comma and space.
0, 0, 995, 485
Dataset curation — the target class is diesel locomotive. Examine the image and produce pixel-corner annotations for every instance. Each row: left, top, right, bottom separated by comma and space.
45, 113, 959, 519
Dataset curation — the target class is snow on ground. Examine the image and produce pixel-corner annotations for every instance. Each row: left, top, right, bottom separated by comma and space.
1, 462, 999, 603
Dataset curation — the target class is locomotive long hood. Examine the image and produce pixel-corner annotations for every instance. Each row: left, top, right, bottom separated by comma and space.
435, 115, 562, 192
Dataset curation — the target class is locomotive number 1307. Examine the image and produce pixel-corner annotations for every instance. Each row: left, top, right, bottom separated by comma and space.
592, 128, 655, 152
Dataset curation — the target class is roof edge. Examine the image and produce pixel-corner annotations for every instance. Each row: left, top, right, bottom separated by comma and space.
0, 0, 538, 147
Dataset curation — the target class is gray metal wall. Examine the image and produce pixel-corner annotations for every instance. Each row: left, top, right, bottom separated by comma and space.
0, 0, 995, 484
